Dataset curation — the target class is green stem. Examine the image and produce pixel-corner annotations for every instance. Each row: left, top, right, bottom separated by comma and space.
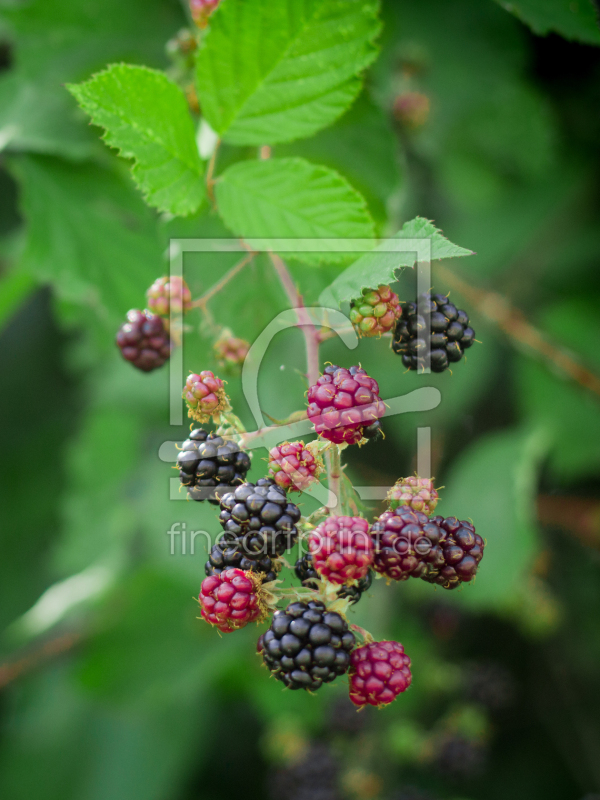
326, 444, 342, 512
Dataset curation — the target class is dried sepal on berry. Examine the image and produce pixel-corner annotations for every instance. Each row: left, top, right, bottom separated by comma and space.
268, 440, 324, 492
146, 276, 192, 317
387, 476, 439, 515
349, 285, 401, 338
183, 370, 231, 423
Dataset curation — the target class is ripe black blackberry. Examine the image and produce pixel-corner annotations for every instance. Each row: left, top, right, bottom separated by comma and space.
219, 478, 302, 560
116, 309, 171, 372
294, 553, 373, 604
424, 516, 484, 590
205, 541, 279, 583
261, 600, 356, 690
177, 428, 250, 504
392, 292, 475, 373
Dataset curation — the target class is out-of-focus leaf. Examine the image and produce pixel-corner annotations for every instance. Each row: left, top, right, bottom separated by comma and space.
318, 217, 473, 308
196, 0, 381, 145
216, 157, 376, 264
494, 0, 600, 45
68, 65, 205, 216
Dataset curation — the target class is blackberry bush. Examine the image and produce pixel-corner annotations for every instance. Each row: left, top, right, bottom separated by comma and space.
260, 600, 356, 690
218, 479, 302, 560
177, 428, 250, 504
392, 291, 475, 373
307, 365, 386, 445
116, 309, 171, 372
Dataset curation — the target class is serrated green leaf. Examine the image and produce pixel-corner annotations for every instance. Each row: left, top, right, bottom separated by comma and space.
9, 154, 165, 324
494, 0, 600, 45
215, 157, 376, 264
318, 217, 474, 307
196, 0, 381, 145
68, 65, 204, 216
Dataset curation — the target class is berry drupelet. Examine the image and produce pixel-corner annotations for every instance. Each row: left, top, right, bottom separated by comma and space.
307, 365, 385, 445
392, 292, 475, 373
218, 479, 302, 560
260, 600, 356, 690
177, 428, 250, 504
294, 553, 373, 605
116, 309, 171, 372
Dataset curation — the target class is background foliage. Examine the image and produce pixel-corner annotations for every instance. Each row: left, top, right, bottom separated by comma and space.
1, 1, 600, 799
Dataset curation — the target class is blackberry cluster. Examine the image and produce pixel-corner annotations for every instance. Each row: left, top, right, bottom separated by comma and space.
219, 479, 301, 560
116, 309, 171, 372
260, 600, 356, 690
294, 553, 373, 604
177, 428, 250, 504
371, 510, 484, 590
205, 542, 279, 583
392, 292, 475, 373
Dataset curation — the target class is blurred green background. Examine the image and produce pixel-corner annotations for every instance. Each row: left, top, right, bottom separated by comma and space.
1, 1, 600, 799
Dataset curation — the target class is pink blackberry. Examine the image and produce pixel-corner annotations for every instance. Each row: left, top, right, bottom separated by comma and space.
371, 508, 443, 582
306, 365, 385, 445
116, 309, 171, 372
183, 370, 230, 423
146, 276, 192, 317
349, 285, 402, 337
190, 0, 220, 27
214, 334, 250, 367
308, 516, 374, 585
387, 476, 439, 515
268, 441, 322, 492
199, 567, 266, 633
424, 516, 485, 589
295, 553, 373, 605
348, 640, 412, 707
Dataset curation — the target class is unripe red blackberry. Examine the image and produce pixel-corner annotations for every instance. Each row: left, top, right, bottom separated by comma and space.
349, 285, 401, 337
199, 567, 267, 633
183, 370, 231, 423
116, 309, 171, 372
392, 292, 475, 373
268, 441, 323, 492
214, 333, 250, 367
371, 508, 443, 582
190, 0, 220, 27
348, 640, 412, 707
306, 365, 385, 445
205, 542, 279, 583
424, 516, 484, 589
219, 479, 302, 560
177, 428, 250, 504
261, 600, 356, 690
308, 516, 374, 585
146, 275, 191, 316
393, 91, 430, 129
387, 476, 439, 515
295, 553, 373, 605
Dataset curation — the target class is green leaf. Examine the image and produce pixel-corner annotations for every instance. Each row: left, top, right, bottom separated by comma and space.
9, 154, 165, 324
318, 216, 474, 307
215, 157, 376, 264
437, 427, 548, 610
195, 0, 381, 145
494, 0, 600, 45
68, 65, 204, 216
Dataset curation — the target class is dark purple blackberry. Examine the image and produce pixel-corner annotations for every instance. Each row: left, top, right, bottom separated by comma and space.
205, 541, 279, 583
435, 735, 486, 779
463, 661, 514, 710
294, 553, 373, 605
261, 600, 356, 690
177, 428, 250, 505
218, 478, 301, 560
116, 309, 171, 371
423, 516, 485, 590
362, 420, 382, 440
371, 508, 445, 582
392, 292, 475, 373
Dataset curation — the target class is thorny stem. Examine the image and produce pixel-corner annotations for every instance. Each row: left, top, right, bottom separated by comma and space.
269, 253, 320, 387
191, 252, 256, 310
436, 263, 600, 402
